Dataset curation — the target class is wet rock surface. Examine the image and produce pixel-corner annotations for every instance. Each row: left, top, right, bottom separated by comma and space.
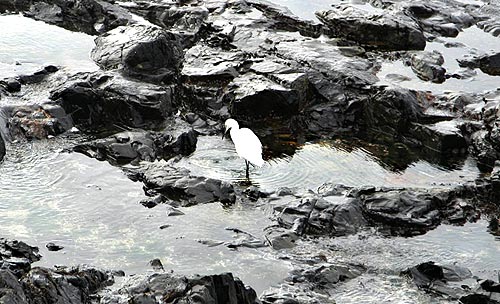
403, 261, 500, 303
129, 161, 236, 207
3, 0, 500, 303
50, 71, 176, 132
73, 118, 197, 165
100, 272, 258, 304
0, 0, 132, 34
316, 5, 426, 51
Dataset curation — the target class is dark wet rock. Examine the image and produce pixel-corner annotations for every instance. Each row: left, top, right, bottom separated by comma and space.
0, 239, 41, 264
182, 44, 243, 80
74, 131, 156, 165
477, 2, 500, 37
125, 2, 210, 44
316, 5, 425, 51
149, 258, 164, 271
100, 272, 258, 304
6, 104, 72, 140
410, 51, 446, 83
166, 206, 185, 216
402, 261, 472, 298
0, 78, 22, 93
224, 227, 267, 249
244, 185, 269, 201
6, 0, 133, 35
476, 52, 500, 76
357, 86, 425, 142
1, 243, 114, 303
140, 194, 163, 208
266, 183, 481, 237
264, 226, 299, 250
459, 52, 500, 76
74, 119, 196, 165
262, 263, 365, 304
401, 1, 475, 37
228, 73, 302, 119
45, 242, 64, 252
409, 120, 468, 154
91, 25, 183, 84
51, 71, 176, 132
21, 266, 113, 304
132, 162, 235, 207
0, 238, 41, 276
403, 261, 500, 303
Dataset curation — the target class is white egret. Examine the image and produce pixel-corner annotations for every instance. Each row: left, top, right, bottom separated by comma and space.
222, 118, 264, 179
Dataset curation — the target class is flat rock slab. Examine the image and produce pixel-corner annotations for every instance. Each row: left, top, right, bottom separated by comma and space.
316, 5, 426, 50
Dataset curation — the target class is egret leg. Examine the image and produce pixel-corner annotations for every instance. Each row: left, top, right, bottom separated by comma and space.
245, 160, 250, 179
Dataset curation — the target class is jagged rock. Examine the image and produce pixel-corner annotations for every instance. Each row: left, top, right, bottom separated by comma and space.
401, 1, 474, 37
410, 51, 446, 83
45, 242, 64, 252
458, 52, 500, 76
358, 86, 425, 141
262, 263, 365, 304
0, 0, 132, 34
403, 261, 500, 303
477, 2, 500, 37
6, 104, 72, 140
0, 238, 41, 279
73, 118, 197, 165
133, 162, 236, 206
91, 25, 183, 83
316, 5, 426, 50
51, 71, 176, 132
409, 120, 467, 154
125, 2, 210, 45
266, 183, 481, 237
100, 272, 258, 304
264, 226, 299, 250
228, 73, 301, 119
0, 78, 22, 93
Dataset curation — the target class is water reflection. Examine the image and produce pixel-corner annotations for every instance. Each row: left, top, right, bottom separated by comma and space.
377, 26, 500, 94
171, 135, 479, 192
0, 139, 290, 294
0, 14, 97, 78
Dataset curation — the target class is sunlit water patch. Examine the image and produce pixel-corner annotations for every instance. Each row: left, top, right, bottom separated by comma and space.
0, 140, 289, 294
0, 14, 97, 78
377, 26, 500, 94
291, 220, 500, 303
172, 136, 479, 192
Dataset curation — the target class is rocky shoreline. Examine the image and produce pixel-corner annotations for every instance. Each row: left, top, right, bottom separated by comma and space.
2, 0, 500, 303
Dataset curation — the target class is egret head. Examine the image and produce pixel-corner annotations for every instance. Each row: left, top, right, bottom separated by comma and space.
223, 118, 239, 139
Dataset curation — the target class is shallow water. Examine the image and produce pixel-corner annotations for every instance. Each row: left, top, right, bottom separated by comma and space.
172, 136, 480, 192
0, 14, 97, 78
377, 26, 500, 94
0, 140, 289, 294
292, 220, 500, 303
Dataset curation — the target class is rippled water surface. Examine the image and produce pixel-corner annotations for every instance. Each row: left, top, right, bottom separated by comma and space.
0, 14, 97, 77
377, 26, 500, 94
0, 140, 289, 294
173, 136, 480, 192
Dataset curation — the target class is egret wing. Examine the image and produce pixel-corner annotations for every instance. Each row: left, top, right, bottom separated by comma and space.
233, 128, 264, 166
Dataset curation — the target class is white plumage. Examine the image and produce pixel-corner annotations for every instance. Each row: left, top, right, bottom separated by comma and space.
223, 118, 264, 178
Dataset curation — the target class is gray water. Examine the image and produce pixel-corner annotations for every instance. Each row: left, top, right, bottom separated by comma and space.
0, 14, 98, 78
0, 6, 499, 301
